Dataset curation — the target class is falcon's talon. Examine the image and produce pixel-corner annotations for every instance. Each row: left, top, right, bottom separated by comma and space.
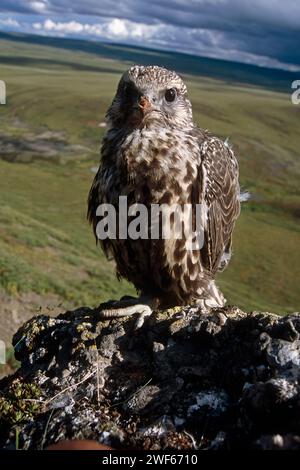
98, 298, 154, 326
134, 309, 153, 330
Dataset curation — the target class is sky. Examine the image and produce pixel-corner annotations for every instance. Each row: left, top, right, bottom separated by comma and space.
0, 0, 300, 71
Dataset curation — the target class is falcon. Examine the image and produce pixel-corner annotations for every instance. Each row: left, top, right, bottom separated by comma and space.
88, 65, 241, 324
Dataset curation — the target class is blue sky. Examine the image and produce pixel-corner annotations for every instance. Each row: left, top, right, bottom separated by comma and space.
0, 0, 300, 71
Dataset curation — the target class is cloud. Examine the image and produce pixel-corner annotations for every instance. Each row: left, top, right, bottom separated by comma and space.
0, 17, 20, 27
32, 17, 162, 41
30, 1, 48, 13
2, 0, 300, 33
0, 0, 300, 70
27, 16, 299, 71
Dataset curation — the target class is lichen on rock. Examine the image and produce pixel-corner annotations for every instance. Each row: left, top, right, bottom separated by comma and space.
0, 305, 300, 450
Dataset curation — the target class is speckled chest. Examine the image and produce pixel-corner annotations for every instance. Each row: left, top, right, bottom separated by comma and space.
111, 126, 201, 205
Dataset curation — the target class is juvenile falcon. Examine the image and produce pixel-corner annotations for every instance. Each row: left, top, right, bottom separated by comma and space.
88, 65, 241, 323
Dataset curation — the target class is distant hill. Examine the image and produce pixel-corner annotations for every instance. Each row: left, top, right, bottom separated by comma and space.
0, 30, 297, 92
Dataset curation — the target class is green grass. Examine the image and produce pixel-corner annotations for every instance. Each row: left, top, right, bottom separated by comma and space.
0, 160, 135, 305
0, 36, 299, 314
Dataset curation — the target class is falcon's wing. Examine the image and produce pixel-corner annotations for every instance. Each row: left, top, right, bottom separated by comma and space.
87, 165, 114, 259
195, 136, 241, 275
87, 167, 103, 238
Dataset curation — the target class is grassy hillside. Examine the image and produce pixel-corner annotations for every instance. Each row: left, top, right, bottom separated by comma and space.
0, 34, 299, 321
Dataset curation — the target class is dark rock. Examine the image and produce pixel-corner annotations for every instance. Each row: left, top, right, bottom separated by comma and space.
0, 305, 300, 450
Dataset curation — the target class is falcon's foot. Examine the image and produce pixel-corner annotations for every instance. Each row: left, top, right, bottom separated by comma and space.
98, 295, 158, 329
196, 280, 226, 313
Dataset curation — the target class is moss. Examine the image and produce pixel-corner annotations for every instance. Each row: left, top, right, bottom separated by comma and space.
0, 379, 42, 426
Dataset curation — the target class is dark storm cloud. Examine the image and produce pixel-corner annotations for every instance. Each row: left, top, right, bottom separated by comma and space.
1, 0, 299, 68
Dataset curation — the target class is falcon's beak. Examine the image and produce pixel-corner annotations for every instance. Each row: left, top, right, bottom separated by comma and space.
127, 95, 152, 127
138, 96, 151, 114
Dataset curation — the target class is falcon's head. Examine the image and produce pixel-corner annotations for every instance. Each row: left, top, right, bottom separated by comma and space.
106, 65, 193, 130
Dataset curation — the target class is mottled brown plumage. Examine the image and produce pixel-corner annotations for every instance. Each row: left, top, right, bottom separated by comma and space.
88, 65, 241, 318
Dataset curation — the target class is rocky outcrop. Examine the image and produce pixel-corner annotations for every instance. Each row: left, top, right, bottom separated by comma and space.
1, 304, 300, 450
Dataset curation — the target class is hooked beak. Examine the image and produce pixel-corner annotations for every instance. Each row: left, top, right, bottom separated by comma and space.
138, 96, 151, 113
127, 95, 152, 127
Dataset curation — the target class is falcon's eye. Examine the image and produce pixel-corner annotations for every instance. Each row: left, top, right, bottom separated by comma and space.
164, 88, 177, 103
